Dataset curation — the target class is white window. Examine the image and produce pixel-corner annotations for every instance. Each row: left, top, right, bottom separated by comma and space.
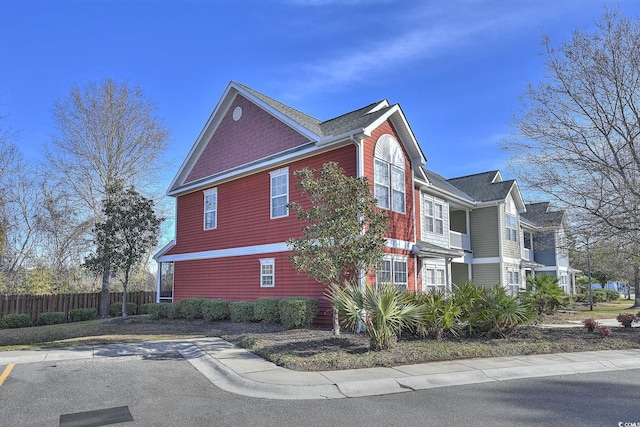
260, 258, 275, 287
505, 213, 517, 242
204, 188, 217, 230
507, 269, 520, 296
374, 135, 405, 214
423, 264, 446, 293
377, 256, 408, 291
423, 197, 444, 235
270, 168, 289, 219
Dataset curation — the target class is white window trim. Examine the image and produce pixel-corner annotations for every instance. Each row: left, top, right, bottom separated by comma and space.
374, 135, 406, 214
505, 213, 517, 242
270, 167, 289, 219
377, 255, 408, 291
422, 262, 446, 293
422, 195, 444, 236
507, 268, 520, 296
203, 188, 218, 230
260, 258, 275, 288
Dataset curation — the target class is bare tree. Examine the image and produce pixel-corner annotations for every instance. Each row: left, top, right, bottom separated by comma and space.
47, 78, 170, 315
504, 9, 640, 306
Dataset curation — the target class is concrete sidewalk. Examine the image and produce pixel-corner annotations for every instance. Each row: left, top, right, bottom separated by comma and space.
1, 337, 640, 400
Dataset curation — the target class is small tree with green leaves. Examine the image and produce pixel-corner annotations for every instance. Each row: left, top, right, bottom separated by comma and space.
287, 162, 388, 335
84, 185, 162, 319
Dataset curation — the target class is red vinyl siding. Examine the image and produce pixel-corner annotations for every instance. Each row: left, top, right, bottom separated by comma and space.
362, 120, 415, 244
173, 253, 333, 327
186, 94, 312, 183
168, 145, 356, 255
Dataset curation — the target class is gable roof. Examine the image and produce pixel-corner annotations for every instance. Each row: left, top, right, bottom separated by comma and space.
168, 81, 427, 196
419, 168, 475, 208
522, 202, 566, 227
447, 170, 525, 211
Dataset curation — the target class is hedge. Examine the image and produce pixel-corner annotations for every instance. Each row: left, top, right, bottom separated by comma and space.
110, 302, 138, 317
177, 298, 209, 320
38, 311, 66, 326
279, 298, 318, 329
230, 301, 255, 322
202, 299, 231, 321
69, 308, 97, 322
254, 298, 281, 324
1, 313, 32, 329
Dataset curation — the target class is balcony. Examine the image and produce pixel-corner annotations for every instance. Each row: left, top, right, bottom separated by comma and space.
450, 231, 470, 251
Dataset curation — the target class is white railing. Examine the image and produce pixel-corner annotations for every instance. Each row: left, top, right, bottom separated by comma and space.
450, 231, 470, 251
523, 248, 532, 261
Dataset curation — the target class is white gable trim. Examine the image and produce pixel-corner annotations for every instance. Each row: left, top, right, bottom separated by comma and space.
168, 82, 323, 194
156, 242, 290, 262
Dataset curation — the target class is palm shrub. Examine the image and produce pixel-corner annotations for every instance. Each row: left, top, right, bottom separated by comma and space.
480, 286, 534, 337
523, 275, 567, 316
452, 281, 486, 336
410, 290, 461, 340
329, 282, 424, 351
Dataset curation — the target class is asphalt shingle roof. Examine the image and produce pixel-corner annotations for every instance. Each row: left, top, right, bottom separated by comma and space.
521, 202, 565, 227
447, 171, 515, 203
422, 168, 475, 202
236, 82, 393, 139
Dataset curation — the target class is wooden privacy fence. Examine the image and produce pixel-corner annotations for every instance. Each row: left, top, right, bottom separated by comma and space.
0, 291, 157, 325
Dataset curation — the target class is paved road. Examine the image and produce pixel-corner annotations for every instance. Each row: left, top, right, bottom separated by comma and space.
1, 354, 639, 426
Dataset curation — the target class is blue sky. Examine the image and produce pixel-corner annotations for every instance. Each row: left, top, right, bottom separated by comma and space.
1, 0, 638, 192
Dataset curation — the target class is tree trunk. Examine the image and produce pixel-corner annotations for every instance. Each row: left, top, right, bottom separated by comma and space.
633, 264, 640, 309
122, 284, 128, 320
99, 261, 110, 318
332, 305, 340, 336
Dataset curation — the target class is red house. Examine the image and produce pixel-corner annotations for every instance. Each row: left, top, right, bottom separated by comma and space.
155, 82, 428, 324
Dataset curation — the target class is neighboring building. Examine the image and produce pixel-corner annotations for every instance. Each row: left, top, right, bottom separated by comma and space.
154, 82, 577, 323
520, 202, 577, 293
445, 171, 528, 295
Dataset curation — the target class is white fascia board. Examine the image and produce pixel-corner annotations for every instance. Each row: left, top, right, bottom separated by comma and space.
153, 239, 176, 261
156, 242, 290, 263
386, 238, 415, 251
364, 105, 426, 166
471, 257, 501, 264
415, 177, 476, 209
509, 181, 527, 212
167, 84, 238, 195
317, 129, 366, 146
167, 145, 317, 196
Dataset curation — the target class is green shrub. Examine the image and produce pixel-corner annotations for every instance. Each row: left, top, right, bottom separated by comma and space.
166, 303, 181, 320
38, 311, 66, 325
146, 303, 174, 320
330, 284, 421, 350
69, 308, 97, 322
409, 290, 460, 340
140, 303, 156, 315
279, 297, 318, 330
109, 302, 138, 317
522, 275, 567, 316
202, 299, 230, 321
254, 298, 281, 324
1, 313, 32, 329
177, 298, 209, 321
230, 301, 255, 322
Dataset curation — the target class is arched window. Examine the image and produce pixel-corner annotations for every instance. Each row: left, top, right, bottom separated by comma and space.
374, 134, 405, 213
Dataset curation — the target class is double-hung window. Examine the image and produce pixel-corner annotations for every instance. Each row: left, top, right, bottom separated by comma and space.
423, 264, 446, 293
423, 197, 444, 235
260, 258, 275, 287
270, 168, 289, 219
204, 188, 217, 230
374, 135, 405, 214
505, 213, 517, 242
507, 269, 520, 296
377, 256, 408, 291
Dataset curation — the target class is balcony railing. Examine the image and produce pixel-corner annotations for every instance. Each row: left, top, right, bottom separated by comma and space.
450, 231, 470, 251
523, 248, 532, 261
